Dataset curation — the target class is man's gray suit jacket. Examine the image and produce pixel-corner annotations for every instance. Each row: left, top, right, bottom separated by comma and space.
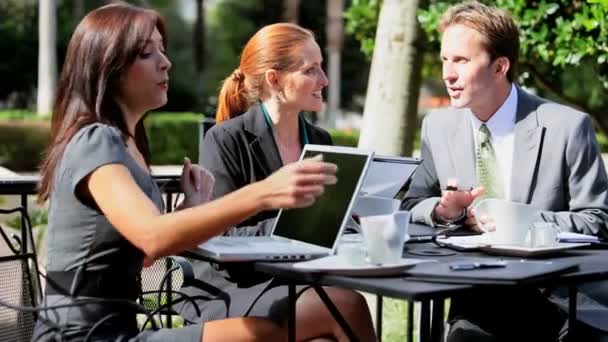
402, 85, 608, 239
403, 85, 608, 332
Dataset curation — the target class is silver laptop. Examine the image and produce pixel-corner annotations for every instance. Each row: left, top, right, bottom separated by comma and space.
360, 155, 422, 198
197, 144, 374, 262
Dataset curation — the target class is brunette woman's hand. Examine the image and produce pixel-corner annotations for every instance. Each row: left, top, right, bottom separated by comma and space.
181, 157, 215, 208
260, 154, 338, 209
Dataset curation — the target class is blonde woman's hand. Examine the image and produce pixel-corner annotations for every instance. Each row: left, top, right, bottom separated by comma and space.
181, 157, 215, 208
261, 154, 338, 210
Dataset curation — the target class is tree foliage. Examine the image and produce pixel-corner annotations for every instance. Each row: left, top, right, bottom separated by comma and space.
356, 0, 427, 156
346, 0, 608, 133
0, 1, 38, 106
1, 0, 370, 115
344, 0, 381, 60
205, 0, 370, 113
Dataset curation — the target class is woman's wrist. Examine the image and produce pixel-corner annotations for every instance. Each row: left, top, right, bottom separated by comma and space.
246, 180, 273, 213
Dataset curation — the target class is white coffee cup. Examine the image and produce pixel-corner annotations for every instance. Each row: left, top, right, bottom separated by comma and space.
359, 211, 411, 265
474, 199, 542, 246
526, 222, 561, 247
336, 234, 367, 266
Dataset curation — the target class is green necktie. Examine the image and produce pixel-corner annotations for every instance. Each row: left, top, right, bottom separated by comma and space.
476, 124, 504, 199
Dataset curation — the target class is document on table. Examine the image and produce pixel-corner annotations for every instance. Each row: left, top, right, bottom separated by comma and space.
558, 232, 599, 243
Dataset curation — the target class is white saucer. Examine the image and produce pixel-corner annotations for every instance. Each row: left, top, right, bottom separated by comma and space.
293, 255, 432, 276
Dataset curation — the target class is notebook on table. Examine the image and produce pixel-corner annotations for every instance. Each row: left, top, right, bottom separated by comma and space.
197, 144, 374, 262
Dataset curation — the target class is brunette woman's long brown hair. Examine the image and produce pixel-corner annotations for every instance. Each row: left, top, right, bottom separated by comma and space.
38, 2, 167, 201
215, 23, 314, 123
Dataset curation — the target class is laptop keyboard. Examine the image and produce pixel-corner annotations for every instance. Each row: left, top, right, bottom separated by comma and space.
211, 236, 275, 247
212, 236, 320, 253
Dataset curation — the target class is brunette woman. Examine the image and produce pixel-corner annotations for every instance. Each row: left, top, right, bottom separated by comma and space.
33, 4, 336, 341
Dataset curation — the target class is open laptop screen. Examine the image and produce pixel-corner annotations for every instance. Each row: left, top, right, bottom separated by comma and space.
272, 145, 372, 249
360, 156, 421, 199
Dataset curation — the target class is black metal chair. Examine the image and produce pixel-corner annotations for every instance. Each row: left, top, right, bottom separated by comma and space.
138, 256, 201, 329
138, 176, 202, 329
550, 286, 608, 340
0, 206, 43, 342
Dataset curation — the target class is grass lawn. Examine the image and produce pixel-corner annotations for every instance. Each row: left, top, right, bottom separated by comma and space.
382, 298, 412, 341
380, 298, 450, 341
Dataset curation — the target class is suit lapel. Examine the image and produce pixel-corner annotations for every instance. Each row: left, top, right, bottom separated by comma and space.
510, 87, 543, 203
447, 110, 476, 187
243, 104, 283, 176
304, 117, 330, 145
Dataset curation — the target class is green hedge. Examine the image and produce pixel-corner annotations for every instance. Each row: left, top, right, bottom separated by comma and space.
3, 110, 608, 171
0, 111, 204, 171
0, 111, 48, 170
331, 130, 359, 147
0, 120, 50, 171
145, 112, 200, 164
0, 110, 45, 120
0, 110, 360, 171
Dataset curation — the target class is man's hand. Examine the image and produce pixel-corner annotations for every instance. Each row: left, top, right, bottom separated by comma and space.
434, 180, 484, 226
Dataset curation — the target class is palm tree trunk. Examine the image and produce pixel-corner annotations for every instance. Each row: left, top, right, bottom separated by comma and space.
193, 0, 206, 112
325, 0, 344, 129
357, 0, 427, 156
74, 0, 85, 20
283, 0, 300, 23
37, 0, 57, 116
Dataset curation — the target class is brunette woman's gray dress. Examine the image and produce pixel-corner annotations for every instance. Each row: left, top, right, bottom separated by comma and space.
32, 123, 203, 342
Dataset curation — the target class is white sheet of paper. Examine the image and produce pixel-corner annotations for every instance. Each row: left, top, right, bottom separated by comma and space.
558, 232, 599, 243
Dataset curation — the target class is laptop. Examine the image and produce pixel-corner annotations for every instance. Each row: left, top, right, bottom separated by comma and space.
346, 155, 421, 230
197, 144, 374, 262
359, 155, 421, 199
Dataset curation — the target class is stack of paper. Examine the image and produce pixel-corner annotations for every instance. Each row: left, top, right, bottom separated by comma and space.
558, 232, 599, 243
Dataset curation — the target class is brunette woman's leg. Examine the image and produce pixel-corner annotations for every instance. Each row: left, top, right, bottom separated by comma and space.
202, 317, 286, 341
293, 287, 376, 342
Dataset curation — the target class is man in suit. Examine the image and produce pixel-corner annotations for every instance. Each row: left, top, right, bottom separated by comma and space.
402, 1, 608, 341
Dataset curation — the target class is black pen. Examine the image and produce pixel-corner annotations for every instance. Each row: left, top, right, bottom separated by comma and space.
408, 236, 434, 243
444, 185, 474, 192
449, 261, 507, 271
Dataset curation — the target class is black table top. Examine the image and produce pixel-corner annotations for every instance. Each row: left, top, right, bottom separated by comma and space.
0, 175, 39, 194
254, 261, 473, 301
251, 243, 608, 301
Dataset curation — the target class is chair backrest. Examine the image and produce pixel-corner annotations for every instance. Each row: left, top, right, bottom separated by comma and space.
139, 257, 184, 308
138, 256, 198, 329
198, 117, 216, 164
0, 207, 43, 342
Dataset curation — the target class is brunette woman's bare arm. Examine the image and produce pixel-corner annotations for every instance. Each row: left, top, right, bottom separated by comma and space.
84, 156, 336, 264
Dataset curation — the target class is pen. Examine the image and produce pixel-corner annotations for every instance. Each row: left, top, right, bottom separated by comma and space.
444, 185, 474, 192
408, 236, 434, 243
449, 261, 507, 271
